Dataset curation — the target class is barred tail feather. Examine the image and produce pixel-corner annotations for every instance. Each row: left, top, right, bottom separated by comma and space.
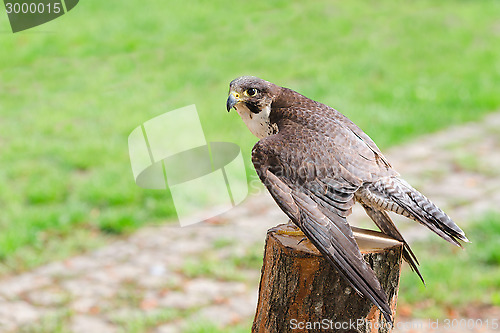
376, 177, 469, 247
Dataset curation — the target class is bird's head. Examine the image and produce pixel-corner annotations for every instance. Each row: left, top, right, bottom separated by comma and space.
226, 76, 279, 114
226, 76, 280, 138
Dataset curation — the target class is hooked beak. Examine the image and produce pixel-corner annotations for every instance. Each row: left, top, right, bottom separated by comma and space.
226, 92, 240, 112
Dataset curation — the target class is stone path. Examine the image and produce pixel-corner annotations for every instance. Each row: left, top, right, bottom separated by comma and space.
1, 113, 500, 332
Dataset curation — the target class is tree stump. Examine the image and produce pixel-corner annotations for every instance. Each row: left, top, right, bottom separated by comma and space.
252, 223, 403, 333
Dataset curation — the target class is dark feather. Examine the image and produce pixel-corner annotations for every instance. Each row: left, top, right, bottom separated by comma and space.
368, 177, 469, 247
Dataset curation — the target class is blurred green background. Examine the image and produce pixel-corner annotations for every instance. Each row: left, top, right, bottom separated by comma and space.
0, 0, 499, 286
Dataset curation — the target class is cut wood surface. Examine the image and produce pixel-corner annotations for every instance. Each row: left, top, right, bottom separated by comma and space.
252, 223, 403, 333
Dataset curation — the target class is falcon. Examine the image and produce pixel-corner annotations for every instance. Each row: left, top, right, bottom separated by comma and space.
226, 76, 469, 322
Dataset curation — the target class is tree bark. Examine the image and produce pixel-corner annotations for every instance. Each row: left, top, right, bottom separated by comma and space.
252, 223, 403, 333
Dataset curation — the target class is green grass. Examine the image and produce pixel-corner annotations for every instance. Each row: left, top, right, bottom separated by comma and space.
0, 0, 499, 273
182, 319, 252, 333
19, 307, 185, 333
110, 308, 183, 333
179, 242, 263, 281
399, 212, 500, 318
212, 238, 236, 250
19, 309, 73, 333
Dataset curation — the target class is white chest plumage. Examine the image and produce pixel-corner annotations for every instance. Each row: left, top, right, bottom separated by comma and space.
235, 104, 277, 139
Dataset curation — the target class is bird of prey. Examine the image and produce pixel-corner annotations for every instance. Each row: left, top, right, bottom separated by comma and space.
226, 76, 469, 322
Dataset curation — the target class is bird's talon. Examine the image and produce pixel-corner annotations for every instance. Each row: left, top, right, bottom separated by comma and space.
268, 223, 305, 237
297, 237, 308, 245
276, 229, 305, 236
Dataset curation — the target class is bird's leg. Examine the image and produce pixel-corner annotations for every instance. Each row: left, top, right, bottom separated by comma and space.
268, 221, 307, 245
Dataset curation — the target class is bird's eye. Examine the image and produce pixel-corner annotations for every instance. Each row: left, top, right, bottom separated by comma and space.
246, 88, 258, 97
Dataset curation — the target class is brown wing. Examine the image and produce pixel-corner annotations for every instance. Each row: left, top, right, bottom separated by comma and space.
252, 118, 395, 322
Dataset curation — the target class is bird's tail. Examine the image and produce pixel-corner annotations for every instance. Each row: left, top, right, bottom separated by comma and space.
370, 177, 469, 247
360, 204, 425, 285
